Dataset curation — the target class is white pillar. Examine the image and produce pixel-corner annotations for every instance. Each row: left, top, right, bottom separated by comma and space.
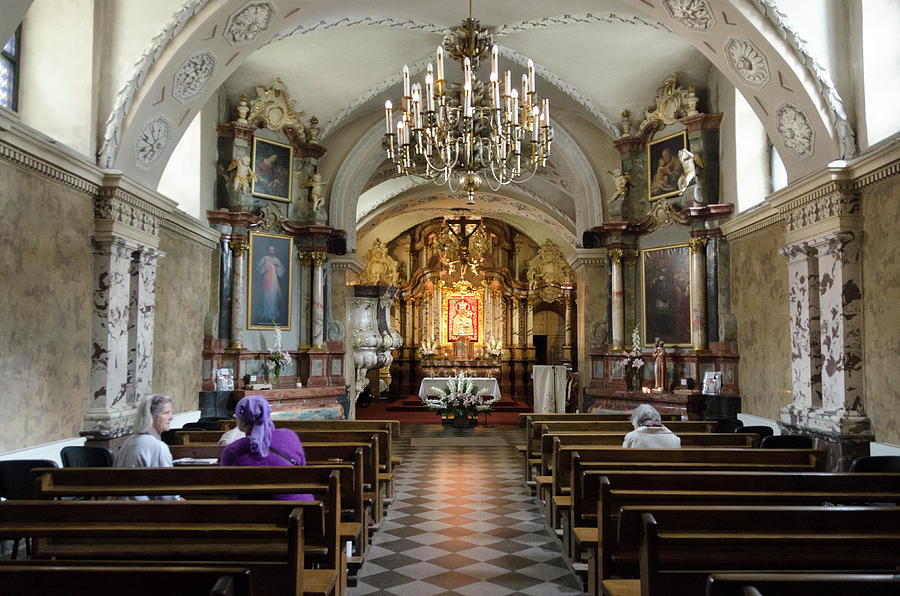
229, 237, 249, 349
128, 247, 164, 406
610, 249, 624, 349
312, 252, 326, 347
689, 238, 708, 350
564, 293, 572, 347
780, 243, 821, 409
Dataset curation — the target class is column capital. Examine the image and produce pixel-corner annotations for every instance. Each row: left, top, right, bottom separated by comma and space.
688, 237, 708, 254
608, 248, 624, 264
228, 237, 249, 255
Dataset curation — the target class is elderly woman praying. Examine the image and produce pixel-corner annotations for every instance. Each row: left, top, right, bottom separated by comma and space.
220, 395, 314, 501
622, 404, 681, 449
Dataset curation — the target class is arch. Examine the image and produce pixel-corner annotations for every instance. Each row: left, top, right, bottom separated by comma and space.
99, 0, 852, 188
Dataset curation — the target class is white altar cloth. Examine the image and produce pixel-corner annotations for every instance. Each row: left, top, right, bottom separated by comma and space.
418, 377, 501, 401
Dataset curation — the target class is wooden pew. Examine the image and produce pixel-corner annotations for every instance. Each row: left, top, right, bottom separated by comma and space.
705, 572, 900, 596
0, 562, 254, 596
572, 470, 900, 595
31, 467, 344, 596
0, 500, 308, 596
525, 419, 717, 484
601, 505, 900, 596
169, 442, 368, 560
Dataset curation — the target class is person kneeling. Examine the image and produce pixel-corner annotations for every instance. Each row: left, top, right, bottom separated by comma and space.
622, 404, 681, 448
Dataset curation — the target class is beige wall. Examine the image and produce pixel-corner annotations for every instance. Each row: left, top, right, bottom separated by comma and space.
152, 227, 214, 417
0, 160, 94, 452
861, 175, 900, 445
729, 225, 792, 420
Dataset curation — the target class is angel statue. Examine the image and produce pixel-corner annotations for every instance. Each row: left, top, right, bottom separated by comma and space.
227, 155, 254, 194
607, 169, 632, 201
677, 148, 700, 193
302, 173, 328, 214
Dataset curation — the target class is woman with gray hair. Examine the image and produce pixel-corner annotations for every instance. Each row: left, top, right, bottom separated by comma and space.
114, 394, 175, 469
622, 403, 681, 448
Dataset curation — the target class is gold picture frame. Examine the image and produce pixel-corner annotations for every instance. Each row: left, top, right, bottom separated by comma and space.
247, 231, 293, 330
647, 130, 687, 201
251, 136, 293, 202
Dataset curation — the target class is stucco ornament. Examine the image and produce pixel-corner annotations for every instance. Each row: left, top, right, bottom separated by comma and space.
526, 240, 573, 288
661, 0, 716, 32
172, 51, 217, 103
134, 116, 172, 170
775, 101, 815, 159
358, 239, 401, 286
248, 78, 305, 140
724, 38, 770, 89
224, 1, 276, 45
639, 75, 699, 132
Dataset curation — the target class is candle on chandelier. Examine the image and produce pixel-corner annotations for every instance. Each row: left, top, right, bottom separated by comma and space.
436, 46, 444, 83
532, 106, 540, 141
490, 71, 500, 108
425, 70, 435, 112
384, 100, 393, 134
463, 80, 472, 118
521, 74, 529, 108
402, 65, 410, 99
542, 98, 550, 125
511, 88, 519, 125
528, 59, 536, 94
491, 45, 499, 78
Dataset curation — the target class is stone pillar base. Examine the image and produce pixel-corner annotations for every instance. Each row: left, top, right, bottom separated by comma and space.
80, 406, 138, 441
780, 404, 873, 472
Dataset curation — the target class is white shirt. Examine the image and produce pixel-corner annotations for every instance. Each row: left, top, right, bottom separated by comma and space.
622, 425, 682, 448
113, 433, 177, 500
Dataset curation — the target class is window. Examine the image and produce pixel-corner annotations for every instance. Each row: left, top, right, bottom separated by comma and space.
0, 26, 20, 111
768, 139, 788, 194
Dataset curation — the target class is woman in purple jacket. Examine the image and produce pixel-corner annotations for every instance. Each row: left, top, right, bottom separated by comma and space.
221, 394, 314, 501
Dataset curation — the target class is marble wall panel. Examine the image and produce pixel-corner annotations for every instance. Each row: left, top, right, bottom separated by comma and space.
730, 225, 792, 420
0, 161, 93, 452
152, 228, 213, 416
861, 176, 900, 445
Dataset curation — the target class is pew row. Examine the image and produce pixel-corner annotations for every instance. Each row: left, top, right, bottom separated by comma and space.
570, 470, 900, 595
600, 506, 900, 596
704, 572, 900, 596
0, 500, 308, 595
30, 467, 345, 596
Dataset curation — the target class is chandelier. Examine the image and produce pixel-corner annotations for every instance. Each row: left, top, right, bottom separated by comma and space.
383, 4, 553, 204
434, 214, 491, 275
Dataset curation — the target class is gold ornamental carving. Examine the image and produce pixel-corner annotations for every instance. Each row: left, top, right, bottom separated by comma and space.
257, 204, 286, 231
248, 78, 306, 141
648, 200, 680, 230
297, 251, 312, 266
688, 237, 709, 254
310, 251, 327, 266
608, 249, 624, 264
638, 75, 699, 133
229, 239, 249, 254
358, 238, 400, 286
525, 240, 574, 287
623, 250, 640, 265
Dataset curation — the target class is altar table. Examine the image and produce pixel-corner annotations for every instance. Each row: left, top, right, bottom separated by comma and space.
418, 377, 501, 402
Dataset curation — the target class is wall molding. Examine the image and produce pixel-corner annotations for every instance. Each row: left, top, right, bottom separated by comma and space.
161, 208, 220, 250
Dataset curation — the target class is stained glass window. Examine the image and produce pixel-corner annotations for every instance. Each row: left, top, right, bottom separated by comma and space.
1, 27, 19, 111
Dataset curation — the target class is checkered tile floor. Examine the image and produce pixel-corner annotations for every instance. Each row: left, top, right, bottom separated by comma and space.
350, 424, 584, 595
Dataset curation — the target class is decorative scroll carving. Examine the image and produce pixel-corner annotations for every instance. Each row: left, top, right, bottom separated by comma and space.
358, 239, 400, 286
257, 204, 286, 231
526, 240, 574, 287
724, 38, 770, 89
782, 186, 859, 234
638, 75, 699, 133
248, 78, 306, 141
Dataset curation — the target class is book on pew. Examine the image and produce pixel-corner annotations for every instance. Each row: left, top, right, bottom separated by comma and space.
172, 457, 219, 466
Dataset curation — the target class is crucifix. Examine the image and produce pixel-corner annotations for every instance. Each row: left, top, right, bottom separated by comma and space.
445, 215, 482, 272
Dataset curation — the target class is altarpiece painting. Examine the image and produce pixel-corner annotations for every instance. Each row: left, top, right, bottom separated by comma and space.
641, 243, 691, 346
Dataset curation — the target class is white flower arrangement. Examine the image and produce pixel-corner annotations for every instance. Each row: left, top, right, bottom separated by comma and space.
420, 337, 439, 358
423, 372, 499, 419
621, 325, 644, 388
484, 337, 503, 359
266, 324, 292, 377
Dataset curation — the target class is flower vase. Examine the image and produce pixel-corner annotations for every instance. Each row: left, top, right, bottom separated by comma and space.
626, 369, 638, 391
272, 367, 281, 389
452, 414, 470, 428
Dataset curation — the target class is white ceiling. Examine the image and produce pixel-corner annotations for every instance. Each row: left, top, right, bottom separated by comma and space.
221, 0, 713, 250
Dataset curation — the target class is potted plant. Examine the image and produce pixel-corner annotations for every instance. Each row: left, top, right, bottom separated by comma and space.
423, 372, 499, 426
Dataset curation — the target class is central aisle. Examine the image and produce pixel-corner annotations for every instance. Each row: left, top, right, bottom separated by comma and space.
350, 424, 583, 595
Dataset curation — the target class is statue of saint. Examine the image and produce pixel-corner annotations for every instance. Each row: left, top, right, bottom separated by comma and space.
653, 338, 667, 391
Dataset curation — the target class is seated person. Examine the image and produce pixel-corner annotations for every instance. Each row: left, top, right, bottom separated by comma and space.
217, 422, 245, 446
622, 404, 681, 448
114, 394, 179, 500
220, 395, 314, 501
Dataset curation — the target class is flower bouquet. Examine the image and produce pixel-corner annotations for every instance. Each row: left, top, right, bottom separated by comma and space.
420, 337, 439, 360
621, 325, 644, 391
484, 337, 503, 360
265, 324, 292, 388
423, 372, 499, 425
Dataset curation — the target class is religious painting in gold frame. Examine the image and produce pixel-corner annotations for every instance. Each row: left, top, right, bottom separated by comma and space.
440, 281, 483, 344
641, 243, 691, 347
647, 130, 687, 201
247, 231, 293, 330
251, 136, 293, 202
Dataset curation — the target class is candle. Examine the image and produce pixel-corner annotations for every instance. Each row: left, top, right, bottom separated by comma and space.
384, 100, 393, 134
425, 72, 435, 112
511, 89, 519, 125
491, 45, 498, 78
532, 106, 540, 141
543, 98, 549, 125
402, 65, 410, 98
436, 47, 444, 83
463, 80, 472, 118
528, 59, 536, 94
490, 71, 499, 107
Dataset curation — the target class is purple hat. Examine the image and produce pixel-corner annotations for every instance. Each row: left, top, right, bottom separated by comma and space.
234, 395, 274, 457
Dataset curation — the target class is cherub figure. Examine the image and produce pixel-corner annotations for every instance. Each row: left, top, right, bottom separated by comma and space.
608, 169, 632, 201
302, 173, 328, 213
227, 155, 254, 194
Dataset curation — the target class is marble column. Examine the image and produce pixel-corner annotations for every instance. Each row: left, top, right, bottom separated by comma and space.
128, 247, 164, 406
780, 243, 822, 409
811, 232, 863, 412
484, 287, 492, 341
609, 249, 624, 349
526, 297, 534, 346
228, 237, 249, 349
433, 286, 441, 341
564, 294, 572, 347
311, 252, 326, 347
511, 298, 520, 346
84, 237, 140, 439
688, 238, 708, 350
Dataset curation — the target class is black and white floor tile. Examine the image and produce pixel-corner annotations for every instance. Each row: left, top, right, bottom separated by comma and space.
350, 424, 583, 595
